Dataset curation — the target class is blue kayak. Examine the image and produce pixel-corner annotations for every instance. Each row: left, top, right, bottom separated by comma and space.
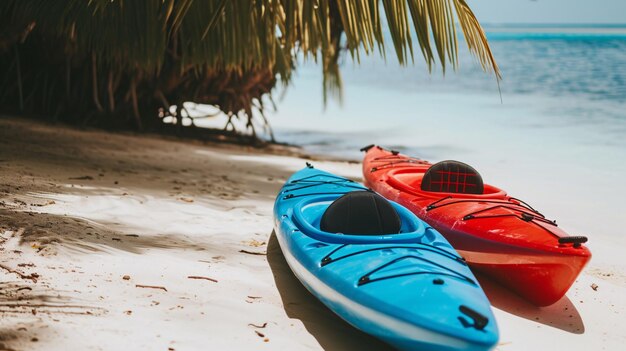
273, 165, 499, 351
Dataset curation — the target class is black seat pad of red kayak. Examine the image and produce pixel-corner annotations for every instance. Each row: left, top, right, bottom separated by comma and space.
421, 160, 484, 194
320, 191, 401, 235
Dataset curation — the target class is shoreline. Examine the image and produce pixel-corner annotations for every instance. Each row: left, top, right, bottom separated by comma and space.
0, 114, 358, 164
1, 117, 624, 351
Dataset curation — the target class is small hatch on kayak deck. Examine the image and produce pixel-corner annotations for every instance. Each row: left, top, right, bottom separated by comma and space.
421, 160, 484, 194
320, 191, 401, 235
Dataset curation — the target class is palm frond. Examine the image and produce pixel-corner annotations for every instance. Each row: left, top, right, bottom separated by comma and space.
0, 0, 499, 134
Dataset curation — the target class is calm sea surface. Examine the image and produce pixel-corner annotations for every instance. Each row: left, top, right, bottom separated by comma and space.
264, 24, 626, 238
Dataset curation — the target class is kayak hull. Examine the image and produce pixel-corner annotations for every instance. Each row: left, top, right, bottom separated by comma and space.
362, 146, 591, 306
436, 225, 590, 306
274, 166, 499, 350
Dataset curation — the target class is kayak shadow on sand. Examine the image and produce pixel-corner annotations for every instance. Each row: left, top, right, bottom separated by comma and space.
267, 230, 395, 351
475, 272, 585, 334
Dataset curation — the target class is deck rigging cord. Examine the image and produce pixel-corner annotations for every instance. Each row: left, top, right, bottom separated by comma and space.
319, 243, 474, 287
425, 195, 568, 238
281, 173, 366, 200
320, 240, 466, 267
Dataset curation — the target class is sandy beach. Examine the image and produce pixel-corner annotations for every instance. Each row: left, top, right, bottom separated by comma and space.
1, 116, 625, 351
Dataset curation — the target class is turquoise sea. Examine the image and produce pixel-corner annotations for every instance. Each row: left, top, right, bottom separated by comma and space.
267, 24, 626, 239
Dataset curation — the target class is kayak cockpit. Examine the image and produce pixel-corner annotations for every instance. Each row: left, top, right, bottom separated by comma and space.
387, 168, 507, 199
291, 193, 429, 244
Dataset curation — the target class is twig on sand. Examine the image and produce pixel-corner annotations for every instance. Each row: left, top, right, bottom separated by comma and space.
0, 264, 38, 282
0, 309, 99, 316
239, 250, 266, 256
68, 175, 94, 180
246, 295, 262, 304
135, 284, 167, 292
187, 276, 218, 283
248, 322, 267, 328
0, 303, 100, 309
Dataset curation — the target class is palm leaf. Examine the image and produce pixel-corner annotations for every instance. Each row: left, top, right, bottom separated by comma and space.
0, 0, 500, 133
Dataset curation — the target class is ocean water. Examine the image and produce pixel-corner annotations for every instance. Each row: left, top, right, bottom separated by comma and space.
264, 24, 626, 238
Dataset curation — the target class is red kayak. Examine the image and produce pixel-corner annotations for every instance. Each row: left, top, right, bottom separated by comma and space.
361, 145, 591, 306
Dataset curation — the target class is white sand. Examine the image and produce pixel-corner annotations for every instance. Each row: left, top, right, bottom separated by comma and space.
1, 117, 624, 351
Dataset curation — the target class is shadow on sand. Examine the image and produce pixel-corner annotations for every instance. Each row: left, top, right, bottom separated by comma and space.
0, 281, 104, 350
475, 272, 585, 334
0, 209, 217, 255
267, 231, 395, 351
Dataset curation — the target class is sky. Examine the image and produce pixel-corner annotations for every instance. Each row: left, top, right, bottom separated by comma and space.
469, 0, 626, 24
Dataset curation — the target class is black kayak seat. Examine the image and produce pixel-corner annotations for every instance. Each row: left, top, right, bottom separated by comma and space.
421, 160, 484, 194
320, 191, 401, 235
